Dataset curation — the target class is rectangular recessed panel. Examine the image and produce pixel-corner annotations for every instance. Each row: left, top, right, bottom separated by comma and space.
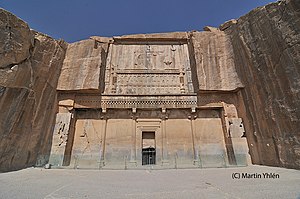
104, 42, 194, 95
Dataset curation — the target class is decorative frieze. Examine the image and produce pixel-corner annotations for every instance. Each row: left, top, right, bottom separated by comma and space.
66, 92, 238, 109
73, 95, 197, 109
101, 95, 197, 109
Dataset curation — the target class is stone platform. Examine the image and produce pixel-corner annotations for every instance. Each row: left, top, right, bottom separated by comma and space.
0, 165, 299, 199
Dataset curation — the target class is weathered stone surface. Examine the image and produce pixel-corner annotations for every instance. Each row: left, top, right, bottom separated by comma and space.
50, 108, 244, 169
104, 41, 194, 95
0, 9, 67, 172
50, 33, 249, 169
219, 19, 237, 31
48, 113, 72, 167
190, 31, 244, 91
0, 8, 33, 69
1, 0, 300, 171
57, 39, 108, 91
113, 32, 188, 41
90, 36, 112, 43
225, 0, 300, 169
203, 26, 219, 32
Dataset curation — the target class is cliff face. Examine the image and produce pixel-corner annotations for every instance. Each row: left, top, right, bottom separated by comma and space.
1, 0, 300, 171
0, 9, 67, 171
191, 30, 244, 91
225, 0, 300, 168
57, 38, 109, 91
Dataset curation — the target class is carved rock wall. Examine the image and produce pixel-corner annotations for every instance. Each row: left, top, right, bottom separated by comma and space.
225, 0, 300, 169
0, 9, 67, 171
191, 31, 244, 91
104, 42, 194, 95
1, 0, 300, 171
57, 39, 109, 91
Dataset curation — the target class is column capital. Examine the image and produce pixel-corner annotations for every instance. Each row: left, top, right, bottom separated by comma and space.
188, 113, 197, 120
131, 115, 138, 120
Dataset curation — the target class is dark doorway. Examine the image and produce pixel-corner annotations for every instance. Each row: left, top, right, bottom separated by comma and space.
142, 132, 156, 165
142, 147, 156, 165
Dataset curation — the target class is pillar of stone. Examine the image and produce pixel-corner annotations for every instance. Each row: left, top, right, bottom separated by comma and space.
99, 114, 108, 168
220, 107, 235, 166
189, 113, 200, 166
161, 112, 169, 165
48, 112, 72, 167
129, 113, 137, 166
48, 99, 75, 167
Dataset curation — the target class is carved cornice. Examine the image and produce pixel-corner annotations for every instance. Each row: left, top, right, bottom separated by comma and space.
100, 95, 197, 109
62, 91, 238, 109
74, 95, 197, 109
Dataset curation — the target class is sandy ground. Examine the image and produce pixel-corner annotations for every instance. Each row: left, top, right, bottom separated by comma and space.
0, 165, 299, 199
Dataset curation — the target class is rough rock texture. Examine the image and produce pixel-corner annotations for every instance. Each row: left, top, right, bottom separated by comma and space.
113, 32, 188, 40
219, 19, 237, 31
57, 39, 108, 91
0, 9, 33, 69
0, 8, 67, 172
190, 31, 244, 91
1, 0, 300, 171
225, 0, 300, 169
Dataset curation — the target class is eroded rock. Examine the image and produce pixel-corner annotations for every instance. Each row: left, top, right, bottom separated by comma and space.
225, 0, 300, 169
1, 0, 300, 171
0, 9, 67, 172
57, 39, 108, 91
219, 19, 237, 31
190, 31, 244, 91
0, 8, 33, 69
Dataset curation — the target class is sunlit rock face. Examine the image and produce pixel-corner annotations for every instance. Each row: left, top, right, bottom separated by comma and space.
224, 0, 300, 169
0, 0, 299, 171
0, 8, 67, 172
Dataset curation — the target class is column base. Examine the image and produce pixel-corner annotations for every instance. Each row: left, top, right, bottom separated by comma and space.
128, 161, 138, 167
98, 160, 105, 169
193, 159, 202, 168
161, 160, 170, 166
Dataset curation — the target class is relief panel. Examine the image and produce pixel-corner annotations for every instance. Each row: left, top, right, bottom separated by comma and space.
104, 43, 194, 95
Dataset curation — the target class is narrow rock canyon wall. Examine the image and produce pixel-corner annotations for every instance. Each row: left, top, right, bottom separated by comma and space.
0, 9, 67, 171
225, 0, 300, 169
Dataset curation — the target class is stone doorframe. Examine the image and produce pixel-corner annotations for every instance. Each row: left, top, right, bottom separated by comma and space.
133, 119, 168, 166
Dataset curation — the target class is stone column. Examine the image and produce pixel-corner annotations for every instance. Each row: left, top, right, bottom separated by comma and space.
161, 111, 169, 165
62, 110, 77, 167
99, 114, 108, 168
189, 113, 200, 166
220, 108, 235, 166
135, 126, 142, 165
48, 112, 72, 167
129, 114, 137, 166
